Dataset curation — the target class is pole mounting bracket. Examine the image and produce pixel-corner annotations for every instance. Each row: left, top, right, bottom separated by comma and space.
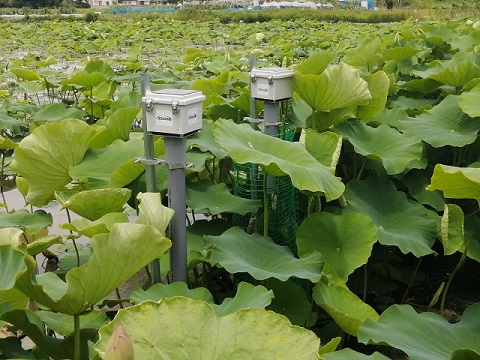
135, 157, 194, 170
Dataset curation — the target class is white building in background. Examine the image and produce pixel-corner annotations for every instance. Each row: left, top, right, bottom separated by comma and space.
89, 0, 152, 5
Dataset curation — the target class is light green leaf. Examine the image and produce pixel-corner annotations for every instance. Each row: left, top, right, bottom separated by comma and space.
36, 310, 109, 337
450, 349, 480, 360
27, 235, 64, 256
10, 119, 96, 207
95, 297, 321, 360
14, 223, 171, 314
0, 245, 26, 290
304, 130, 343, 168
65, 71, 106, 88
69, 138, 144, 189
186, 180, 261, 215
297, 212, 377, 281
33, 103, 85, 124
322, 349, 390, 360
213, 119, 344, 201
60, 212, 128, 238
313, 278, 379, 336
460, 83, 480, 117
345, 177, 437, 257
343, 38, 383, 73
136, 192, 174, 236
335, 121, 423, 175
428, 164, 480, 201
131, 282, 214, 305
186, 121, 227, 159
214, 282, 273, 317
357, 71, 390, 119
295, 52, 334, 75
0, 209, 52, 236
441, 204, 465, 255
11, 67, 40, 81
398, 95, 480, 148
56, 188, 131, 221
429, 61, 480, 87
358, 304, 480, 360
293, 63, 371, 111
206, 227, 323, 282
0, 287, 29, 310
89, 107, 139, 148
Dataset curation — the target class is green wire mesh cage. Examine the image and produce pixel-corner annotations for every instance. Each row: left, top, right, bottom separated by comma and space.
232, 124, 298, 254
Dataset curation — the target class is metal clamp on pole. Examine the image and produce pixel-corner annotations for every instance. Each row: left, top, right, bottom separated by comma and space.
135, 157, 194, 170
243, 116, 263, 124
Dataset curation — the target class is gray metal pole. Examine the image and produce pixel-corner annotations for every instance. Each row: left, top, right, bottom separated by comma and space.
165, 136, 188, 283
141, 74, 161, 284
263, 101, 280, 190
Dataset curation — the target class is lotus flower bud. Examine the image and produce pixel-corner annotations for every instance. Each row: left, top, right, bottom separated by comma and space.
104, 324, 134, 360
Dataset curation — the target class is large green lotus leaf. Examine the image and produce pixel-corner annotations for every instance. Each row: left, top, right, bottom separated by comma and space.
313, 277, 379, 336
190, 77, 227, 97
441, 204, 465, 256
36, 310, 109, 337
89, 107, 139, 148
322, 349, 389, 360
131, 281, 273, 317
33, 103, 85, 124
402, 169, 445, 212
136, 192, 174, 236
0, 209, 52, 236
265, 278, 314, 326
297, 212, 377, 281
303, 130, 342, 168
69, 138, 144, 189
428, 61, 480, 87
463, 215, 480, 263
289, 98, 311, 128
345, 177, 437, 257
214, 281, 273, 317
357, 71, 390, 119
14, 223, 172, 314
213, 119, 344, 201
64, 71, 107, 88
205, 227, 323, 282
293, 63, 371, 111
382, 45, 419, 62
186, 121, 227, 159
17, 81, 44, 94
459, 83, 480, 117
61, 212, 128, 238
335, 121, 423, 175
0, 245, 26, 290
0, 135, 17, 151
342, 38, 382, 73
95, 297, 321, 360
358, 303, 480, 360
0, 227, 24, 247
295, 52, 334, 75
10, 119, 97, 207
131, 281, 214, 305
186, 180, 261, 216
10, 67, 40, 81
85, 60, 116, 79
428, 164, 480, 201
398, 96, 480, 148
56, 188, 131, 221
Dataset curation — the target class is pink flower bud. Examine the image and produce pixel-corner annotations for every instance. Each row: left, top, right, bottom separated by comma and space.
104, 324, 134, 360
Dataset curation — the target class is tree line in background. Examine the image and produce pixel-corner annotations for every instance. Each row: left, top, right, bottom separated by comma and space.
0, 0, 89, 7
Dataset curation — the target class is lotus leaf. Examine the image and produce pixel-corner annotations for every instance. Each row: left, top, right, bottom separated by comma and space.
0, 209, 52, 235
441, 204, 465, 255
33, 103, 85, 124
213, 119, 344, 201
89, 107, 139, 148
10, 119, 96, 207
136, 192, 174, 236
459, 83, 480, 117
428, 164, 480, 202
322, 349, 389, 360
357, 71, 390, 119
55, 188, 131, 221
335, 121, 423, 175
297, 212, 377, 281
186, 180, 261, 215
295, 52, 334, 75
11, 67, 40, 81
12, 223, 171, 314
398, 95, 480, 148
358, 303, 480, 360
303, 130, 342, 168
205, 226, 323, 282
293, 63, 371, 111
60, 212, 129, 238
36, 310, 109, 336
95, 297, 321, 360
187, 121, 227, 159
313, 277, 379, 336
345, 177, 437, 257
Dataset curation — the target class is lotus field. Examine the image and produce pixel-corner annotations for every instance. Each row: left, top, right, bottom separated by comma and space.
1, 13, 480, 359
